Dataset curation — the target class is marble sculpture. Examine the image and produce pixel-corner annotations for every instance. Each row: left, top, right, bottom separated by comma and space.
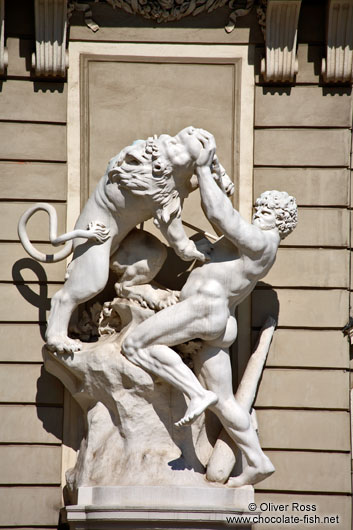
18, 127, 297, 493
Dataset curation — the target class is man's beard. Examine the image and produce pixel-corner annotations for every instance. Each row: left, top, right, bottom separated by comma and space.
252, 216, 276, 231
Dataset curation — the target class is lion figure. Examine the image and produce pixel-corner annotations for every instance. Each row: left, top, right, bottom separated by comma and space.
18, 126, 233, 354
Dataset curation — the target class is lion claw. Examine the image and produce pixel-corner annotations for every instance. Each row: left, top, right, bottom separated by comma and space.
87, 221, 110, 244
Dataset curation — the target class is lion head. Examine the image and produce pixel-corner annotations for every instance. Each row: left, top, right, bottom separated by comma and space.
106, 127, 208, 225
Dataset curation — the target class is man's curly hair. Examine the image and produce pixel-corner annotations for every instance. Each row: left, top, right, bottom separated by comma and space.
255, 190, 298, 239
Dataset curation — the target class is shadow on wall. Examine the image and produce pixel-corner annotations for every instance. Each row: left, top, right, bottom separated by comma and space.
33, 81, 65, 93
36, 364, 84, 452
11, 257, 89, 453
12, 259, 69, 446
36, 365, 65, 442
251, 282, 279, 342
259, 85, 352, 111
12, 257, 50, 340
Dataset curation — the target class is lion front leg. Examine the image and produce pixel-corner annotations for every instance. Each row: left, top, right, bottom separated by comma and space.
157, 215, 209, 263
110, 228, 179, 310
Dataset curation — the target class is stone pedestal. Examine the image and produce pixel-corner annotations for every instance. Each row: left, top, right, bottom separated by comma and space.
65, 485, 254, 529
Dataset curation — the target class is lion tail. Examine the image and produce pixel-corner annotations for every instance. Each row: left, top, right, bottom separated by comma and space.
18, 203, 73, 263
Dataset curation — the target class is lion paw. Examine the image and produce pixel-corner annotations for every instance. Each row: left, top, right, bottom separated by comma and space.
156, 289, 179, 309
87, 221, 110, 244
115, 283, 180, 311
47, 335, 82, 355
178, 240, 210, 263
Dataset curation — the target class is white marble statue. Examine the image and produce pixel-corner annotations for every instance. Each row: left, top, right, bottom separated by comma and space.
121, 129, 298, 486
18, 127, 232, 355
18, 126, 297, 493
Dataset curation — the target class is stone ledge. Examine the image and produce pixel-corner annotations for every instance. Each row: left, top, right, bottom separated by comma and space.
65, 485, 254, 529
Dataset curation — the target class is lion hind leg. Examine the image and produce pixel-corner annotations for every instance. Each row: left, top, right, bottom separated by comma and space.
46, 239, 112, 354
110, 228, 167, 287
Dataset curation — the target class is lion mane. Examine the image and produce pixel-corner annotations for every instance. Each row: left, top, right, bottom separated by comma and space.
107, 136, 182, 226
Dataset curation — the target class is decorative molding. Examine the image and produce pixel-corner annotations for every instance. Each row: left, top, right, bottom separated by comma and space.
261, 0, 302, 83
0, 0, 8, 75
68, 1, 100, 32
256, 0, 267, 36
68, 0, 257, 34
32, 0, 68, 77
104, 0, 255, 26
322, 0, 353, 83
105, 0, 229, 23
225, 0, 256, 34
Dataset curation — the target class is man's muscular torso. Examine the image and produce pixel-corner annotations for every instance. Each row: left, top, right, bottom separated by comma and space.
180, 234, 278, 310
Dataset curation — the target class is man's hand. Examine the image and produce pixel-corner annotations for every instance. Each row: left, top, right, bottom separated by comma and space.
211, 156, 234, 197
195, 130, 216, 168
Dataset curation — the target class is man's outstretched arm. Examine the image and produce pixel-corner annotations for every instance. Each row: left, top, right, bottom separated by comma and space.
196, 165, 268, 256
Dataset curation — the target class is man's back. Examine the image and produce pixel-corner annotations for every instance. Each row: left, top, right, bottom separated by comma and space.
181, 231, 279, 308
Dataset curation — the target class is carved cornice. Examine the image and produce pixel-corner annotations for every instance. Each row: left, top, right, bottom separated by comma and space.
322, 0, 353, 83
32, 0, 68, 77
261, 0, 302, 83
0, 0, 8, 75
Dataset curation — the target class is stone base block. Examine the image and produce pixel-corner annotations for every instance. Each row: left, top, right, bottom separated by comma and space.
65, 485, 254, 529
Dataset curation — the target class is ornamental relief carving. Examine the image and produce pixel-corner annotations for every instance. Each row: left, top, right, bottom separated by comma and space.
68, 0, 258, 33
105, 0, 253, 23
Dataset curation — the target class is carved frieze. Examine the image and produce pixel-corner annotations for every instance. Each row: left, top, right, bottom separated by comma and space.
322, 0, 353, 83
261, 0, 302, 83
225, 0, 256, 33
106, 0, 229, 23
68, 0, 258, 34
32, 0, 68, 77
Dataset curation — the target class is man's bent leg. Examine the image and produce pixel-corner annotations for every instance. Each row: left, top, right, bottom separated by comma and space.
121, 296, 225, 424
122, 342, 217, 425
193, 344, 274, 486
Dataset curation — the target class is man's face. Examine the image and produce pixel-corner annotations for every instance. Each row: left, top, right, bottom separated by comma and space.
159, 126, 203, 169
252, 204, 277, 231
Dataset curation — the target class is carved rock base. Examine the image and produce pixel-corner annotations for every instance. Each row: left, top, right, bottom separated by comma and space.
44, 298, 237, 498
65, 485, 254, 529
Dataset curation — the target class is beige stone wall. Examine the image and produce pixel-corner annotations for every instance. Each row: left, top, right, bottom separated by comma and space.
0, 1, 66, 526
1, 0, 352, 528
252, 3, 353, 527
67, 3, 352, 528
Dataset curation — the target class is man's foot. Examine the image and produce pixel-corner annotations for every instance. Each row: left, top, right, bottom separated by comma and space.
175, 391, 218, 427
47, 335, 82, 355
227, 456, 275, 487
